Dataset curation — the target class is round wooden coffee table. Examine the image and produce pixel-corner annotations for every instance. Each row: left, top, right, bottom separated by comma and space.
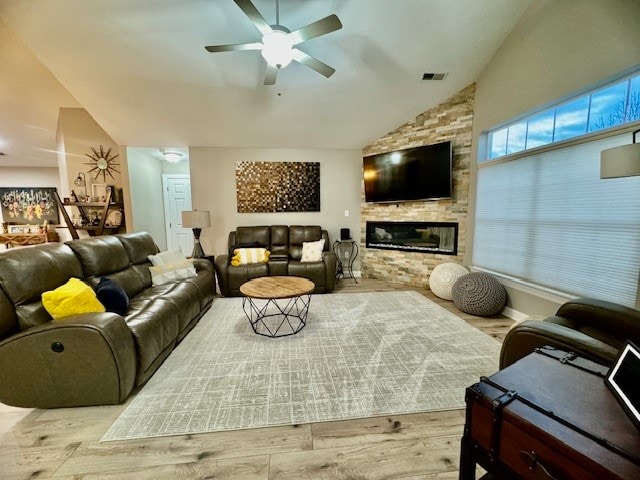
240, 276, 315, 337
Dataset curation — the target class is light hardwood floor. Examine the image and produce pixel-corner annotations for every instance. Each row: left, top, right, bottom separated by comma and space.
1, 278, 514, 480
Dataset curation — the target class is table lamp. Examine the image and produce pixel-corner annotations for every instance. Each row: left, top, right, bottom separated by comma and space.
600, 128, 640, 179
181, 210, 211, 258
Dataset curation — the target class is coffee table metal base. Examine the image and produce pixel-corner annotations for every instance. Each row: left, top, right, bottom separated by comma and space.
242, 294, 312, 337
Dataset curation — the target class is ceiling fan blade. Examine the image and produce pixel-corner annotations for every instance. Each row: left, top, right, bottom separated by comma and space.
234, 0, 273, 36
291, 49, 336, 78
264, 64, 278, 85
288, 14, 342, 45
205, 42, 263, 53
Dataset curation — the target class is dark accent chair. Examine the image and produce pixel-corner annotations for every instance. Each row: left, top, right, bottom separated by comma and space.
499, 297, 640, 369
215, 225, 337, 297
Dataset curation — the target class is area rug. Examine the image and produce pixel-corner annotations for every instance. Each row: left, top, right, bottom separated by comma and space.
102, 291, 500, 441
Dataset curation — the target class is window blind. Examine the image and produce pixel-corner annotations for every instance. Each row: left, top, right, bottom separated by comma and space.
473, 134, 640, 306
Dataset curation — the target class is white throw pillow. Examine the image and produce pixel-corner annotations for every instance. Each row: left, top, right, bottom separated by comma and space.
300, 238, 325, 262
148, 249, 186, 266
149, 259, 197, 286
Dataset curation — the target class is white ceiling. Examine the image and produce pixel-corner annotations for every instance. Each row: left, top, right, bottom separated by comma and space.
0, 0, 533, 168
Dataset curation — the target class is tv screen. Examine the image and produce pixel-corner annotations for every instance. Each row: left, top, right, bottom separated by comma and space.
363, 141, 452, 203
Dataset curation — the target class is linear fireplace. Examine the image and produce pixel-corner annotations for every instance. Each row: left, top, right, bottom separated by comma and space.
366, 221, 458, 255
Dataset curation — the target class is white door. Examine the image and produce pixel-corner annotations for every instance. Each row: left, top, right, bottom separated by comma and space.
162, 174, 192, 256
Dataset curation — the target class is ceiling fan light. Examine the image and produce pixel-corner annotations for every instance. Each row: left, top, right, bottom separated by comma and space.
261, 31, 294, 68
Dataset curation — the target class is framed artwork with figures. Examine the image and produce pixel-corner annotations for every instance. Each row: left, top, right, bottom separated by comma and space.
0, 187, 60, 225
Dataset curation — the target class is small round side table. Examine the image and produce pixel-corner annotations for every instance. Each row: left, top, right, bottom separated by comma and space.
333, 239, 359, 283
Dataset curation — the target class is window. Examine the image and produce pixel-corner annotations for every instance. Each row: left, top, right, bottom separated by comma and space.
486, 71, 640, 160
473, 134, 640, 306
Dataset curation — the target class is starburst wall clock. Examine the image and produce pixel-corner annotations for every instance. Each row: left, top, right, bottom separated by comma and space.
84, 145, 120, 181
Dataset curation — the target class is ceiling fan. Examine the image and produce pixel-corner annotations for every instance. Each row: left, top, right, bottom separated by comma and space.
205, 0, 342, 85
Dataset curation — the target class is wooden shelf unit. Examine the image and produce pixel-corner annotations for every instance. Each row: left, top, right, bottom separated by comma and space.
54, 191, 125, 239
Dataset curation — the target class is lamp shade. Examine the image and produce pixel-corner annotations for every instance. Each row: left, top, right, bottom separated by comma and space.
600, 143, 640, 179
181, 210, 211, 229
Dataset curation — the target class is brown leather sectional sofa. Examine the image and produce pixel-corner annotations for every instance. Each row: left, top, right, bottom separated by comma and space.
499, 297, 640, 368
0, 231, 215, 408
215, 225, 337, 296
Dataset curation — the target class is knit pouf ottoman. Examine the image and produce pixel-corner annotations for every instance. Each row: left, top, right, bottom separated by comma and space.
452, 272, 507, 316
429, 262, 469, 300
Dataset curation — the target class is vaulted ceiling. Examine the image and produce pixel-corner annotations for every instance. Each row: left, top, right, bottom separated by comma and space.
0, 0, 533, 167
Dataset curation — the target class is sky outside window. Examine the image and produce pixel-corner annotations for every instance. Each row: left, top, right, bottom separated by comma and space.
629, 76, 640, 122
490, 127, 507, 159
553, 97, 589, 142
506, 121, 527, 154
588, 81, 628, 132
526, 110, 555, 148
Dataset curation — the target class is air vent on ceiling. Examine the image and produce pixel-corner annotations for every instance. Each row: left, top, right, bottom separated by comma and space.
422, 73, 447, 81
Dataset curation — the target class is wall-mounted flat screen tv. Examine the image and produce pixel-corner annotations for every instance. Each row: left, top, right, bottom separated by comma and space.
363, 141, 452, 203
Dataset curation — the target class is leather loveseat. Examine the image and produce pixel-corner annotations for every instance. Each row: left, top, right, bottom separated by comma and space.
499, 297, 640, 369
215, 225, 337, 297
0, 231, 215, 408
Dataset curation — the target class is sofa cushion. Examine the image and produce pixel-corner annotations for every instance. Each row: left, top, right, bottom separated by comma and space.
235, 226, 270, 249
301, 239, 325, 262
124, 299, 179, 382
42, 278, 106, 320
231, 247, 270, 266
227, 263, 269, 293
289, 225, 322, 260
96, 277, 130, 316
288, 261, 325, 289
0, 243, 84, 330
67, 236, 131, 278
270, 225, 289, 257
117, 231, 160, 265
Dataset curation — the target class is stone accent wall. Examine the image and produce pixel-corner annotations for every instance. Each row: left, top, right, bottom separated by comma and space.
361, 83, 475, 287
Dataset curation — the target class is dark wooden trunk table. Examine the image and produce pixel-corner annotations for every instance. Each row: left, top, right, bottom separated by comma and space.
460, 347, 640, 480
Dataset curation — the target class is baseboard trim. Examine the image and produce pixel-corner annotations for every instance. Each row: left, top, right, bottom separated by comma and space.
502, 306, 528, 323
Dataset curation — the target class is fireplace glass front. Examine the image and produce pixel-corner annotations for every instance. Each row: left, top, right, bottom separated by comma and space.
366, 221, 458, 255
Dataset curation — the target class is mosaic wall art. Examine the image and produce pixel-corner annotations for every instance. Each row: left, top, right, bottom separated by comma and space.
236, 161, 320, 213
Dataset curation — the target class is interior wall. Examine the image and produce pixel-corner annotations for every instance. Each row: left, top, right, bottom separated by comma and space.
469, 0, 640, 316
189, 147, 362, 265
126, 149, 168, 249
57, 108, 123, 199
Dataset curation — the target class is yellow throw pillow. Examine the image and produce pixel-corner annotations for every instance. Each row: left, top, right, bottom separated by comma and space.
231, 247, 270, 266
42, 277, 106, 321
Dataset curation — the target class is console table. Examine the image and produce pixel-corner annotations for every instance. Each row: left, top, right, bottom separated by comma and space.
460, 347, 640, 479
1, 231, 59, 249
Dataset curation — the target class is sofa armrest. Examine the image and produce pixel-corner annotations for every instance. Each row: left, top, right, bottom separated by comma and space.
193, 257, 214, 274
555, 297, 640, 341
323, 250, 337, 292
214, 254, 231, 296
0, 312, 137, 408
499, 319, 619, 369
